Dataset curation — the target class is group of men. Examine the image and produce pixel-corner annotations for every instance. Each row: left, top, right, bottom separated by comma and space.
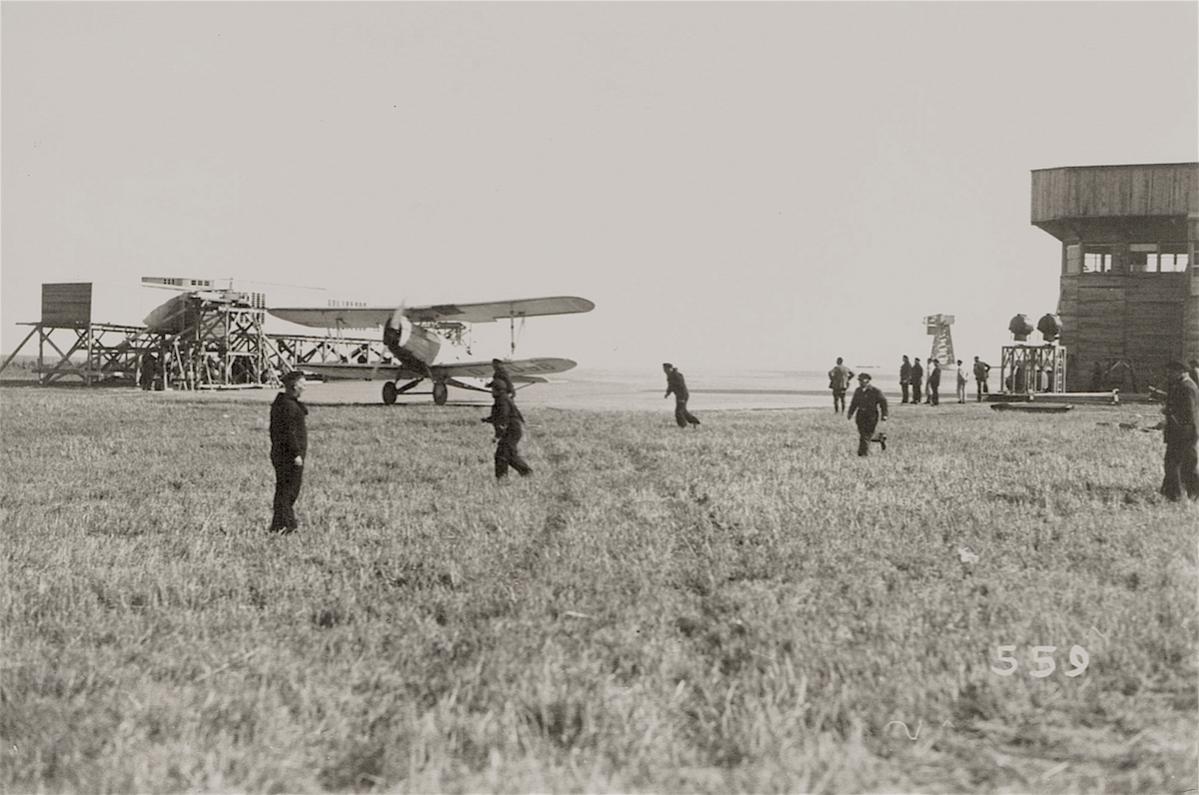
266, 351, 1199, 533
267, 358, 533, 533
893, 355, 992, 406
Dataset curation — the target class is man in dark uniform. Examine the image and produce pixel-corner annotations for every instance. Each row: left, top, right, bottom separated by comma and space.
138, 351, 157, 391
910, 358, 923, 405
927, 359, 941, 406
269, 371, 308, 533
663, 363, 701, 428
491, 358, 516, 396
828, 357, 855, 414
483, 380, 532, 479
899, 355, 912, 404
847, 372, 888, 457
1160, 360, 1199, 502
973, 354, 992, 400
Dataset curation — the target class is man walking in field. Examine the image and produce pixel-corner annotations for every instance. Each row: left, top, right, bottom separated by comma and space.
663, 363, 701, 428
828, 357, 855, 414
973, 355, 991, 401
955, 359, 968, 403
1160, 360, 1199, 502
847, 372, 888, 457
483, 380, 532, 479
910, 358, 923, 405
900, 355, 912, 404
269, 370, 308, 534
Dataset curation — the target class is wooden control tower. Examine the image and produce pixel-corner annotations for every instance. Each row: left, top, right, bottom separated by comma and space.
1031, 162, 1199, 392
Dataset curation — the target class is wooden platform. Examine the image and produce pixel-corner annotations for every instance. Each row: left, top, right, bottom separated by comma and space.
990, 402, 1074, 414
984, 391, 1152, 406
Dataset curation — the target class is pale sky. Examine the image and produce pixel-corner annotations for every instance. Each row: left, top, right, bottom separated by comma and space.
3, 1, 1197, 373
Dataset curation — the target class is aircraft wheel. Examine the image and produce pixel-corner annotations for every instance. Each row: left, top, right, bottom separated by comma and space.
432, 382, 448, 406
382, 382, 398, 405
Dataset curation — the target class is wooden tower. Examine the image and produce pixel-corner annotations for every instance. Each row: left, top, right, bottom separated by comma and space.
1031, 163, 1199, 392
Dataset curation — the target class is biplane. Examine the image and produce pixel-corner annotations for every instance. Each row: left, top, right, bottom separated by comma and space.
267, 297, 595, 404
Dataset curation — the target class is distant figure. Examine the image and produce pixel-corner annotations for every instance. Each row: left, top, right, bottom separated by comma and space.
973, 356, 991, 401
663, 363, 700, 428
269, 371, 308, 534
927, 359, 941, 406
491, 358, 516, 397
847, 372, 888, 457
138, 351, 157, 391
828, 357, 855, 414
483, 380, 532, 479
910, 358, 924, 404
899, 355, 912, 404
955, 359, 968, 403
1160, 360, 1199, 502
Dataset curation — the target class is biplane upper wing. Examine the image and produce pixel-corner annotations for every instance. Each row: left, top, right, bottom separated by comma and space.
268, 296, 594, 329
403, 297, 594, 324
295, 357, 576, 383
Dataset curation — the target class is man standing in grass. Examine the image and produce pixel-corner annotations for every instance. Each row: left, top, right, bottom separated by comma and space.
899, 355, 912, 404
973, 355, 991, 401
483, 380, 532, 479
663, 363, 700, 428
910, 358, 923, 405
847, 372, 888, 457
269, 370, 308, 534
828, 357, 855, 414
927, 359, 941, 406
955, 359, 969, 403
1160, 360, 1199, 502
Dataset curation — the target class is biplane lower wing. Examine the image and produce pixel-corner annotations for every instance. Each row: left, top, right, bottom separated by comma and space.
298, 358, 572, 404
300, 357, 576, 383
299, 362, 415, 381
433, 357, 576, 380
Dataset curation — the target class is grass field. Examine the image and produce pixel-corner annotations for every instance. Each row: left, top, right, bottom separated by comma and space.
1, 386, 1195, 793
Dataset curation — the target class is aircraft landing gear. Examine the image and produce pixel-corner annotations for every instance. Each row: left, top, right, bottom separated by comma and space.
382, 381, 398, 405
432, 381, 448, 406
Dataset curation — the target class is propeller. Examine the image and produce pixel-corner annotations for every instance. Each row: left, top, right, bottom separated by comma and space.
383, 303, 407, 353
380, 302, 407, 382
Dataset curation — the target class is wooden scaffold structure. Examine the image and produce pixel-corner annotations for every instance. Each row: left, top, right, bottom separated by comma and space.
2, 281, 401, 390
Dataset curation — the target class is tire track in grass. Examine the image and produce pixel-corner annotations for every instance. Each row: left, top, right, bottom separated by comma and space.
502, 432, 580, 589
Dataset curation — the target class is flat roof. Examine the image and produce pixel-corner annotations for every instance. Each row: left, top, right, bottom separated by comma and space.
1031, 162, 1198, 173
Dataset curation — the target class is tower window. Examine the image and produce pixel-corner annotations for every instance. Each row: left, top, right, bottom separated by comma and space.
1083, 246, 1114, 273
1128, 243, 1157, 273
1160, 242, 1189, 272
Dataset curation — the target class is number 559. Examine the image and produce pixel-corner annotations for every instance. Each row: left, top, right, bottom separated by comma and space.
990, 645, 1089, 677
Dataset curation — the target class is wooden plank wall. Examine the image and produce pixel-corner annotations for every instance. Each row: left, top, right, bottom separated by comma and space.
1185, 269, 1199, 365
1059, 273, 1189, 389
1032, 164, 1198, 223
41, 283, 92, 327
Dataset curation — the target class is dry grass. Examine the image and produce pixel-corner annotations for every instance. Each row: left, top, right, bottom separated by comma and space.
1, 387, 1195, 793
